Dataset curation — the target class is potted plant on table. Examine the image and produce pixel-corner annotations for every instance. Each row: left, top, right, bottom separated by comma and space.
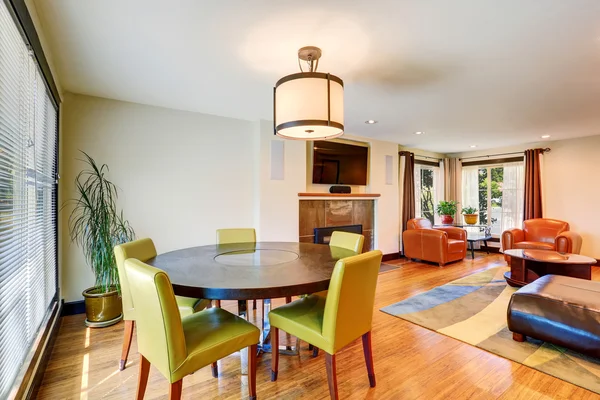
67, 152, 135, 327
462, 206, 478, 225
436, 200, 459, 224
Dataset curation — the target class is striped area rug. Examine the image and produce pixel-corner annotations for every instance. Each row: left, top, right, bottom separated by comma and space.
381, 266, 600, 394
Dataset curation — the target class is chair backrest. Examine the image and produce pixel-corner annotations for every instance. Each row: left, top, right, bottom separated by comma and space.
216, 228, 256, 244
124, 258, 186, 380
329, 231, 365, 254
114, 238, 157, 320
322, 250, 383, 353
523, 218, 569, 243
407, 218, 433, 230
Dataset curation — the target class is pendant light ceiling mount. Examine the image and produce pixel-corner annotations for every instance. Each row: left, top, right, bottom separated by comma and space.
274, 46, 344, 141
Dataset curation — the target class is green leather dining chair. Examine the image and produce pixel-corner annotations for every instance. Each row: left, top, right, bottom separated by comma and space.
216, 228, 256, 245
124, 258, 260, 400
215, 228, 263, 309
309, 231, 365, 356
329, 231, 365, 253
269, 250, 383, 400
114, 238, 210, 371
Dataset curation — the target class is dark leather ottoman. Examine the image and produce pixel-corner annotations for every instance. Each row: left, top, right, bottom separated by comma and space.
507, 274, 600, 358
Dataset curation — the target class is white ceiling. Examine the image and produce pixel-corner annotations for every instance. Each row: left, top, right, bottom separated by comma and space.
34, 0, 600, 152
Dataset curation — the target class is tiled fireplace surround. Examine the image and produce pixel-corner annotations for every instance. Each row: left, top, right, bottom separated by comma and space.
299, 200, 375, 252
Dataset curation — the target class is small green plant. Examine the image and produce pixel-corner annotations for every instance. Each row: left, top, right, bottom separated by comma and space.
461, 206, 478, 215
436, 200, 459, 216
67, 152, 135, 293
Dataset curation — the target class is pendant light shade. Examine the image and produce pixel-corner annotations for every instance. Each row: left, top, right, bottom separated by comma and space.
274, 47, 344, 140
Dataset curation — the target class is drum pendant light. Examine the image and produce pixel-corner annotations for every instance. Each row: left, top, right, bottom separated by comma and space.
274, 46, 344, 140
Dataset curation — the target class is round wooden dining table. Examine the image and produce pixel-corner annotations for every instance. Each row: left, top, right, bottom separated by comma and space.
146, 241, 356, 300
146, 241, 357, 355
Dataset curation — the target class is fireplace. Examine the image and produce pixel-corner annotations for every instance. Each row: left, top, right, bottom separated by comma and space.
299, 200, 374, 251
314, 224, 363, 245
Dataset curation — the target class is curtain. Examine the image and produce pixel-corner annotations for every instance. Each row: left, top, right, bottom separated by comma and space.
443, 158, 462, 217
433, 166, 443, 225
400, 152, 415, 233
524, 149, 543, 219
502, 162, 525, 236
462, 166, 479, 222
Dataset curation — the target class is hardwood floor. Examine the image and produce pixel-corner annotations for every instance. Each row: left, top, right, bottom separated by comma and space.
37, 254, 600, 399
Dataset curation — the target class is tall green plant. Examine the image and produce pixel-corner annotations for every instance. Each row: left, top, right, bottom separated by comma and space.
68, 152, 135, 293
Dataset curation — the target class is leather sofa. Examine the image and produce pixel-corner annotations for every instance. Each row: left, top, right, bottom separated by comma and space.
501, 218, 582, 263
402, 218, 467, 266
508, 275, 600, 358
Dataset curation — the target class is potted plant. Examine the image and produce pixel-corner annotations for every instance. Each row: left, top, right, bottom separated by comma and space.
67, 152, 135, 327
461, 206, 478, 225
436, 200, 459, 224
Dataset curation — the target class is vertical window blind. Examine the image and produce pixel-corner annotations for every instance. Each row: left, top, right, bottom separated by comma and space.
0, 1, 58, 398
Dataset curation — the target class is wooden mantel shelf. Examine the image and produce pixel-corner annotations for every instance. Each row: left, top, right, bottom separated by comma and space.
298, 193, 381, 198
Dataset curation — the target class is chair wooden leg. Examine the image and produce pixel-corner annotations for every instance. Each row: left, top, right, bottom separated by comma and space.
249, 344, 257, 400
271, 327, 279, 381
215, 300, 221, 308
513, 332, 526, 342
211, 362, 218, 378
285, 296, 292, 304
362, 331, 376, 387
253, 299, 257, 309
325, 353, 339, 400
169, 380, 183, 400
120, 320, 135, 371
136, 355, 150, 400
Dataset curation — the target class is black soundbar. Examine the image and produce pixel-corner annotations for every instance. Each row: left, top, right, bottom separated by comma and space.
329, 185, 351, 194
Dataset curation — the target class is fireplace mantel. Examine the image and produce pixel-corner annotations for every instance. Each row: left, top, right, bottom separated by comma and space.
298, 192, 380, 198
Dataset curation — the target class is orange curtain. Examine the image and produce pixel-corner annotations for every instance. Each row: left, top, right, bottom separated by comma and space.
524, 149, 543, 220
400, 152, 415, 233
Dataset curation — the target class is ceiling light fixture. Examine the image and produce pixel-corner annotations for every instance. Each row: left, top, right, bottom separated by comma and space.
414, 131, 424, 135
365, 120, 377, 124
470, 145, 477, 148
273, 46, 344, 141
541, 135, 551, 139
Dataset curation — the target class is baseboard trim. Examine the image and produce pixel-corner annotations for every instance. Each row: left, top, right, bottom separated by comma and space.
382, 252, 401, 262
61, 300, 86, 316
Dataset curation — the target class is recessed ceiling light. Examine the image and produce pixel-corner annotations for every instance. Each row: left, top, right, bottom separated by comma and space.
470, 145, 477, 148
365, 120, 377, 124
414, 131, 424, 135
541, 135, 551, 139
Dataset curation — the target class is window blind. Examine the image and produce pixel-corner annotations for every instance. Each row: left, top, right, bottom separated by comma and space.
0, 1, 58, 397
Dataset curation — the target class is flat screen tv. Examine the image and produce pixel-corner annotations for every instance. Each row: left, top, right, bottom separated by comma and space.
312, 141, 368, 185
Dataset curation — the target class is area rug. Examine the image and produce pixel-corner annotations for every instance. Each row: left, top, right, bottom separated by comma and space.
381, 266, 600, 394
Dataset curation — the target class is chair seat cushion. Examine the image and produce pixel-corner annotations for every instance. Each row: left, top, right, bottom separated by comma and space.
447, 239, 465, 253
507, 275, 600, 358
269, 294, 333, 354
172, 307, 260, 382
513, 241, 554, 250
175, 296, 211, 318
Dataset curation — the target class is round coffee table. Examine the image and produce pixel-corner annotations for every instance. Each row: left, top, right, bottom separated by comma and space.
503, 249, 596, 287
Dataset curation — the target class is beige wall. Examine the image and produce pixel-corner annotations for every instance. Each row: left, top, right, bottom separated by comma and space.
60, 93, 256, 302
449, 135, 600, 258
60, 93, 403, 302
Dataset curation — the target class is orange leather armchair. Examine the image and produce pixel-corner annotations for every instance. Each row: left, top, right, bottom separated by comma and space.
402, 218, 468, 266
502, 218, 582, 262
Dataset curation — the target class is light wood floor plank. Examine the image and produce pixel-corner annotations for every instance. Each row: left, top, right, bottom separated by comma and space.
37, 254, 600, 399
